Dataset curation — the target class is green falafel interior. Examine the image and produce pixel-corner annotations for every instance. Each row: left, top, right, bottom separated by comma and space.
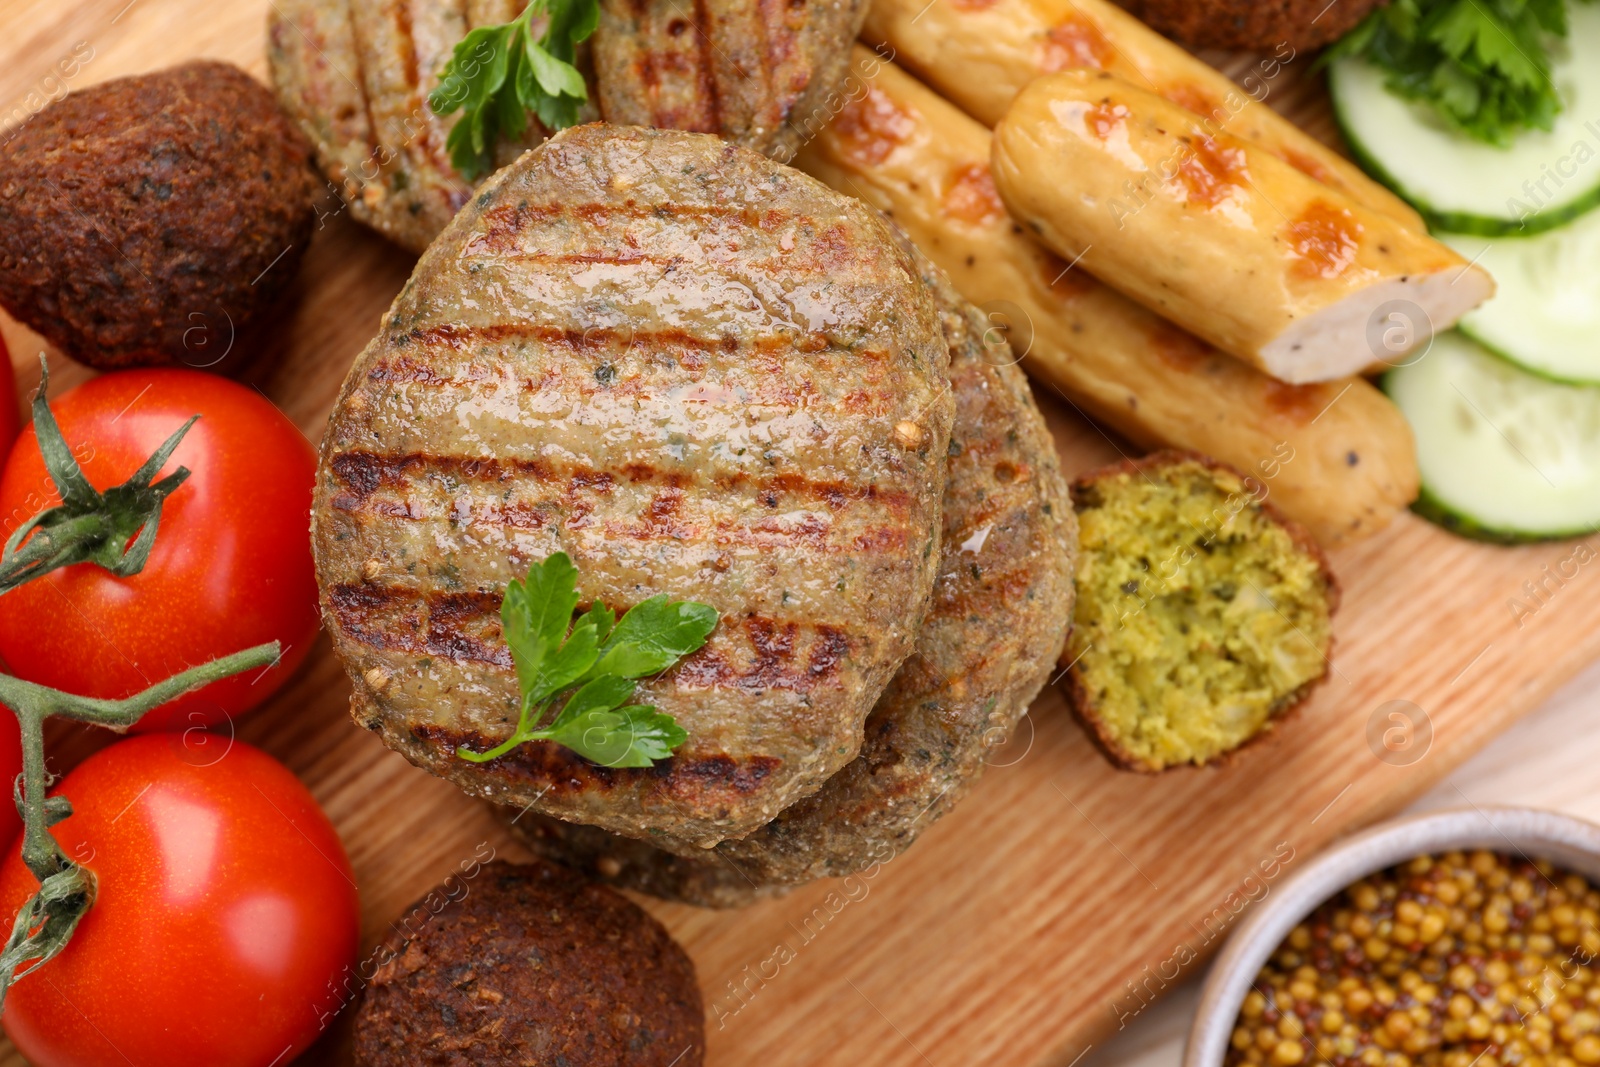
1066, 453, 1337, 773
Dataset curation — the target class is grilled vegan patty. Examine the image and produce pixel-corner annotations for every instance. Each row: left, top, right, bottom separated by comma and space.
1065, 452, 1338, 773
515, 240, 1076, 906
312, 124, 954, 849
268, 0, 865, 252
592, 0, 868, 164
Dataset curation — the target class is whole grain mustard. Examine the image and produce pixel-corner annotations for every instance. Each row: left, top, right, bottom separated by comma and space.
1228, 852, 1600, 1067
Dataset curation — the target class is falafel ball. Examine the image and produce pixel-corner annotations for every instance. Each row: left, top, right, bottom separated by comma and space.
0, 61, 319, 370
1064, 451, 1338, 773
1114, 0, 1386, 51
353, 861, 705, 1067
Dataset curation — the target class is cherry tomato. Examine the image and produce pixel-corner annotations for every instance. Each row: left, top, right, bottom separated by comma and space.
0, 370, 318, 731
0, 334, 25, 849
0, 712, 19, 851
0, 735, 359, 1067
0, 331, 20, 458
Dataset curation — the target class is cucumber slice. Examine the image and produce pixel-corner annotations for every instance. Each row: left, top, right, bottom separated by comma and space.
1385, 332, 1600, 542
1329, 3, 1600, 237
1439, 210, 1600, 384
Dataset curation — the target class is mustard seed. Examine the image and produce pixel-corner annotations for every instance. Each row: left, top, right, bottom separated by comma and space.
1227, 853, 1600, 1067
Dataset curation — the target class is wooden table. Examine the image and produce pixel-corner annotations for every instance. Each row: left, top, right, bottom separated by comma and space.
2, 2, 1599, 1066
1077, 658, 1600, 1067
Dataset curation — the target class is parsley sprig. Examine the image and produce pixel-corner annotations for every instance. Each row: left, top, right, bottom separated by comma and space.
428, 0, 600, 181
1326, 0, 1593, 147
458, 553, 718, 768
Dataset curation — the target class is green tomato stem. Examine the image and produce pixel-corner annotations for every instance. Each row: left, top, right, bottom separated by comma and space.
0, 643, 282, 733
13, 704, 63, 888
0, 640, 281, 1010
0, 513, 110, 593
0, 356, 198, 595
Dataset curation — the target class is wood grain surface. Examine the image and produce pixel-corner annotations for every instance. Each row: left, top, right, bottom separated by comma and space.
1, 3, 1597, 1066
1078, 658, 1600, 1067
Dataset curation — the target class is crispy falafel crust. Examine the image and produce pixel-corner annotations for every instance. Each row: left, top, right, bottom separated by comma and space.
1113, 0, 1386, 51
353, 861, 703, 1067
1064, 450, 1339, 775
0, 61, 318, 369
512, 240, 1076, 907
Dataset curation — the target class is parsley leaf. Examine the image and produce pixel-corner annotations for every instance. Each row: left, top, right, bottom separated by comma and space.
428, 0, 600, 182
1325, 0, 1592, 147
457, 553, 716, 768
547, 705, 688, 768
586, 595, 721, 681
499, 548, 582, 695
541, 676, 687, 768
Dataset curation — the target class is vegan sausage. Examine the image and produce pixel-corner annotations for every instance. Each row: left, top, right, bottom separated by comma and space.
991, 71, 1494, 384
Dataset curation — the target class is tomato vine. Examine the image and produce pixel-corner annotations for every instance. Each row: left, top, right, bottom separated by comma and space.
0, 362, 281, 1008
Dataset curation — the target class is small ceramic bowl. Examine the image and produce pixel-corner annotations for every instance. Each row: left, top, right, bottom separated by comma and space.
1184, 806, 1600, 1067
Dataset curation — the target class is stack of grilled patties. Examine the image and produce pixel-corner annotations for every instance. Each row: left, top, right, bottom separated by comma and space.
309, 123, 1075, 908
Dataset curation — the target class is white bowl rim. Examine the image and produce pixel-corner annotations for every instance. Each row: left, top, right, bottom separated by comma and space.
1184, 805, 1600, 1067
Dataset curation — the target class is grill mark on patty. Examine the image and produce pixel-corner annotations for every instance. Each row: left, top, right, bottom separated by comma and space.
340, 0, 385, 158
930, 558, 1049, 624
886, 645, 1002, 709
597, 510, 906, 555
448, 247, 865, 279
389, 322, 747, 353
396, 0, 420, 91
473, 200, 803, 231
332, 583, 855, 692
367, 359, 836, 410
363, 350, 901, 422
635, 44, 660, 99
753, 0, 778, 129
409, 722, 784, 796
329, 450, 915, 512
765, 0, 799, 70
464, 199, 818, 259
406, 0, 474, 173
462, 202, 896, 273
337, 491, 907, 554
379, 324, 867, 368
331, 584, 509, 666
691, 0, 722, 133
671, 616, 854, 692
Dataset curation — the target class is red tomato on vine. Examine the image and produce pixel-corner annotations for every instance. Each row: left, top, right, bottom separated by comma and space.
0, 369, 318, 731
0, 735, 360, 1067
0, 331, 20, 457
0, 713, 19, 850
0, 332, 35, 849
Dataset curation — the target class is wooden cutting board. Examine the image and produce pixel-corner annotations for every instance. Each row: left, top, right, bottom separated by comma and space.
2, 2, 1598, 1065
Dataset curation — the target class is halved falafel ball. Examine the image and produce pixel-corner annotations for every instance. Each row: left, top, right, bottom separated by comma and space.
1065, 452, 1338, 773
0, 61, 319, 370
353, 861, 703, 1067
1114, 0, 1386, 51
